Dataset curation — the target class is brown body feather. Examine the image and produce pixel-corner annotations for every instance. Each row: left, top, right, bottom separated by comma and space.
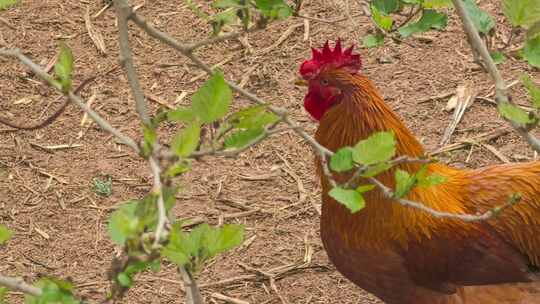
314, 70, 540, 303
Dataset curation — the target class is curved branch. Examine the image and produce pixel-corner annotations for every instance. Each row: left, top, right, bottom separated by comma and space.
451, 0, 540, 152
0, 275, 41, 297
0, 77, 95, 130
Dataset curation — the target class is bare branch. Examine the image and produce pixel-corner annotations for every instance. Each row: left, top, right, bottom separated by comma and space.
0, 48, 140, 153
0, 275, 42, 297
127, 12, 333, 157
149, 156, 168, 247
113, 0, 150, 125
451, 0, 540, 152
367, 177, 519, 222
179, 267, 203, 304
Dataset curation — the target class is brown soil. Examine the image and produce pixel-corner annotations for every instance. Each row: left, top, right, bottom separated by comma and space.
1, 1, 539, 304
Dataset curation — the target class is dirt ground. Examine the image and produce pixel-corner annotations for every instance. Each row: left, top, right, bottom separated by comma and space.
1, 0, 539, 303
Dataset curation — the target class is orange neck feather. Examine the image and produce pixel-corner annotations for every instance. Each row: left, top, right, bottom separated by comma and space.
314, 72, 468, 247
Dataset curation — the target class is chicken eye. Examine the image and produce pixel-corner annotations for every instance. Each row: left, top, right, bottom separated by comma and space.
320, 79, 329, 86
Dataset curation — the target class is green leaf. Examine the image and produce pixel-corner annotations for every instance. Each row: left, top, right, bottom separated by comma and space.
0, 224, 11, 245
360, 162, 393, 177
422, 0, 452, 8
0, 287, 7, 304
141, 124, 157, 157
204, 224, 244, 257
329, 187, 366, 213
394, 169, 417, 198
522, 35, 540, 68
192, 71, 232, 123
353, 131, 396, 165
522, 74, 540, 108
54, 43, 74, 92
224, 128, 265, 149
462, 0, 495, 34
0, 0, 19, 10
362, 33, 385, 48
255, 0, 292, 19
398, 9, 448, 37
371, 4, 393, 31
418, 174, 447, 187
167, 107, 196, 122
330, 147, 355, 172
161, 223, 192, 266
372, 0, 400, 15
165, 160, 192, 177
228, 105, 279, 129
214, 0, 244, 8
498, 101, 534, 125
25, 278, 79, 304
490, 51, 506, 65
117, 273, 132, 287
527, 20, 540, 40
502, 0, 540, 28
211, 8, 238, 35
171, 123, 201, 157
356, 184, 376, 193
107, 202, 140, 245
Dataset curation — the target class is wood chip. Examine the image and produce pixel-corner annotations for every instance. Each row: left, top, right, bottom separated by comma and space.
34, 227, 50, 240
84, 6, 107, 54
440, 83, 476, 146
211, 293, 250, 304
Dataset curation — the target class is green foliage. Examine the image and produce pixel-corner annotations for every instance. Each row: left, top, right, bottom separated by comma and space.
228, 105, 279, 129
502, 0, 540, 28
490, 51, 506, 65
422, 0, 452, 8
171, 122, 201, 157
498, 101, 536, 125
361, 162, 393, 177
352, 131, 396, 165
362, 34, 385, 48
116, 260, 160, 288
328, 187, 366, 213
394, 165, 446, 198
25, 278, 79, 304
54, 43, 74, 93
0, 287, 7, 304
522, 36, 540, 68
394, 169, 417, 198
0, 0, 19, 10
224, 128, 265, 149
372, 0, 400, 15
462, 0, 494, 34
167, 107, 196, 122
92, 176, 113, 197
164, 160, 192, 178
522, 74, 540, 108
330, 147, 355, 172
371, 4, 393, 31
192, 71, 232, 123
255, 0, 293, 19
162, 222, 244, 272
108, 202, 140, 245
221, 105, 279, 150
0, 224, 11, 245
398, 9, 447, 37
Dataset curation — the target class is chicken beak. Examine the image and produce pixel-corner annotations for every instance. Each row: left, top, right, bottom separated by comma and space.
294, 78, 308, 87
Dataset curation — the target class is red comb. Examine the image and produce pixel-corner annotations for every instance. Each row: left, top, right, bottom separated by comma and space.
299, 39, 361, 80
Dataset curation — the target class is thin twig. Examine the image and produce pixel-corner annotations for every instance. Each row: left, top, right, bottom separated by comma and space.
451, 0, 540, 152
150, 157, 167, 247
0, 275, 42, 297
0, 48, 140, 153
368, 177, 519, 222
113, 0, 150, 125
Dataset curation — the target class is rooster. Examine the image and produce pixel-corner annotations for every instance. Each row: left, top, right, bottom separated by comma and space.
299, 40, 540, 304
